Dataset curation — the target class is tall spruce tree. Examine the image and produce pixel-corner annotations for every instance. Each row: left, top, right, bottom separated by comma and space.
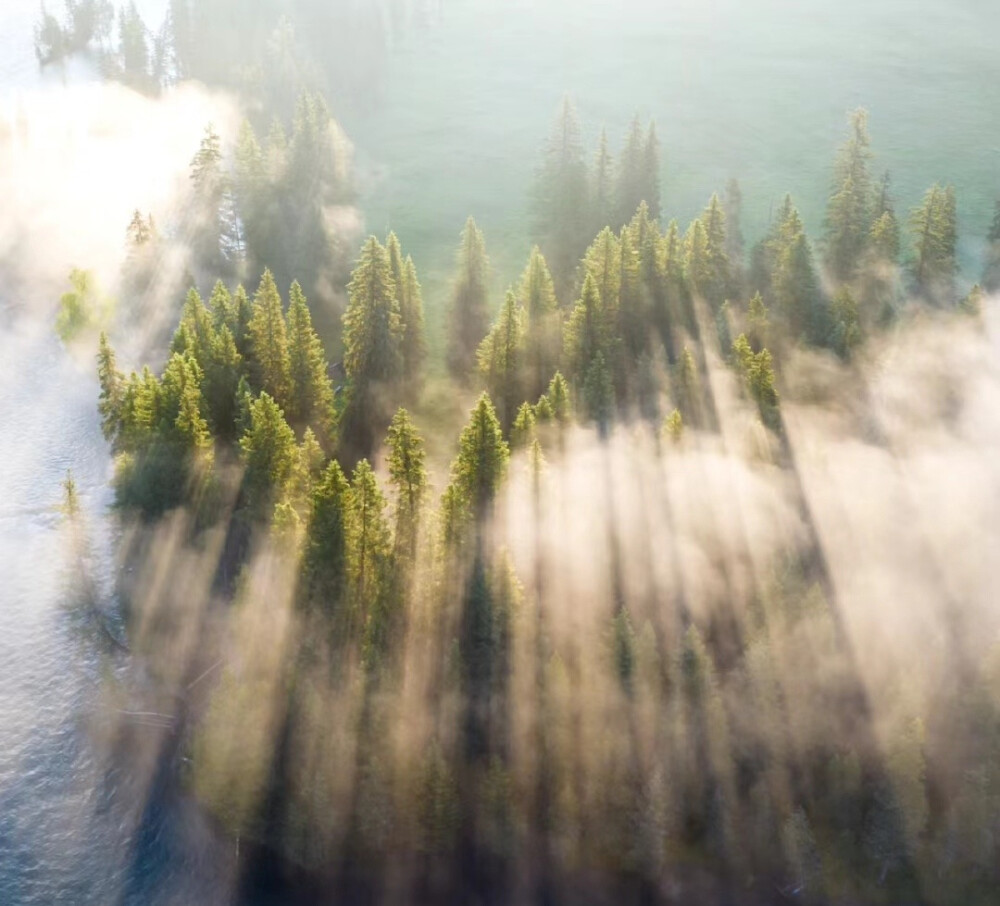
518, 246, 560, 401
477, 290, 525, 432
386, 408, 427, 561
532, 98, 590, 295
341, 236, 403, 458
286, 280, 334, 441
247, 269, 292, 412
447, 393, 510, 523
824, 109, 875, 283
983, 200, 1000, 292
447, 217, 491, 380
910, 184, 957, 304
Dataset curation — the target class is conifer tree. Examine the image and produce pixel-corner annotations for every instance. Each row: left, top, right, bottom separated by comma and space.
545, 371, 571, 423
700, 194, 731, 307
303, 460, 350, 615
386, 232, 426, 391
239, 391, 297, 513
286, 280, 334, 440
247, 269, 292, 411
447, 393, 510, 522
641, 122, 662, 223
564, 273, 609, 388
772, 207, 821, 338
582, 227, 622, 318
533, 98, 590, 294
477, 290, 525, 432
684, 218, 712, 299
202, 324, 242, 440
583, 352, 614, 431
518, 246, 560, 401
400, 255, 427, 388
510, 402, 536, 449
830, 287, 861, 359
983, 200, 1000, 292
824, 109, 874, 283
97, 331, 124, 445
723, 179, 745, 278
447, 217, 490, 379
342, 236, 402, 457
592, 129, 615, 234
910, 184, 957, 303
346, 459, 392, 630
386, 408, 427, 561
615, 115, 646, 228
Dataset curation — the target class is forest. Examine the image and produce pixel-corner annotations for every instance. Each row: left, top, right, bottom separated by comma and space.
25, 1, 1000, 905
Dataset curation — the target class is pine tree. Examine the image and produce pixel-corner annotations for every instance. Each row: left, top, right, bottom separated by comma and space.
582, 227, 622, 318
247, 269, 292, 410
533, 97, 591, 294
723, 179, 745, 278
518, 246, 559, 401
202, 324, 243, 440
510, 402, 536, 449
286, 280, 334, 441
983, 200, 1000, 292
684, 218, 712, 299
772, 209, 821, 338
346, 459, 392, 629
303, 460, 350, 615
447, 393, 510, 521
592, 129, 615, 233
700, 194, 731, 307
615, 115, 646, 228
477, 290, 524, 432
564, 273, 609, 387
830, 287, 861, 359
583, 352, 614, 431
239, 391, 297, 512
824, 109, 874, 283
447, 217, 490, 379
387, 232, 426, 390
342, 236, 403, 457
546, 371, 571, 423
386, 408, 427, 561
97, 331, 124, 445
747, 291, 769, 351
641, 122, 662, 222
910, 184, 957, 304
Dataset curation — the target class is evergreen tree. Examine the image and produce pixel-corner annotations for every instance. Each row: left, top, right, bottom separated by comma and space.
303, 460, 350, 615
684, 218, 712, 299
346, 460, 392, 633
202, 324, 243, 440
510, 402, 536, 449
564, 273, 610, 387
286, 280, 334, 440
447, 393, 510, 522
583, 352, 614, 431
582, 227, 622, 319
641, 122, 662, 222
477, 290, 525, 432
247, 269, 292, 410
771, 206, 821, 338
239, 391, 297, 513
830, 287, 862, 359
533, 98, 590, 294
387, 233, 426, 390
342, 236, 403, 458
386, 408, 427, 561
700, 193, 731, 307
824, 109, 874, 283
447, 217, 491, 379
983, 201, 1000, 292
97, 332, 124, 445
546, 371, 571, 423
723, 179, 745, 281
592, 129, 615, 234
400, 255, 427, 389
910, 184, 957, 303
518, 246, 560, 401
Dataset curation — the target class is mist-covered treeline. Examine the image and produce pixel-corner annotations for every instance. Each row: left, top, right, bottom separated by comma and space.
69, 90, 1000, 906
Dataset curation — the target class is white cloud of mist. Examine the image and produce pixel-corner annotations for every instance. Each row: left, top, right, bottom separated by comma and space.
0, 80, 239, 319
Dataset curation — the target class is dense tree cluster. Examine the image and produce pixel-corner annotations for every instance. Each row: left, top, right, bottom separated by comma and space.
88, 103, 1000, 905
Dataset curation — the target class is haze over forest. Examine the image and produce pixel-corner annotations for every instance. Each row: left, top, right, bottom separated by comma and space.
1, 1, 999, 904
